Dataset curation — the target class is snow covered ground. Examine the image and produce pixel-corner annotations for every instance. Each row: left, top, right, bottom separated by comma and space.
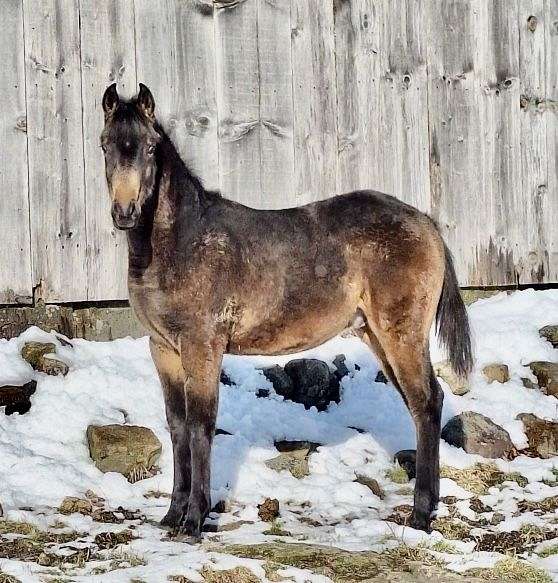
1, 289, 558, 582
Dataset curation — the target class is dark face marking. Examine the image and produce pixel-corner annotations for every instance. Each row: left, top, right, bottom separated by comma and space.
101, 84, 161, 230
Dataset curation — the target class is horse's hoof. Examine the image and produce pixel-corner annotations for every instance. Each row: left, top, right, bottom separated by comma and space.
160, 509, 182, 530
172, 531, 202, 544
409, 511, 432, 533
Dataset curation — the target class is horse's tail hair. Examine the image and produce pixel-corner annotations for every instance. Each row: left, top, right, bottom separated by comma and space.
436, 243, 473, 378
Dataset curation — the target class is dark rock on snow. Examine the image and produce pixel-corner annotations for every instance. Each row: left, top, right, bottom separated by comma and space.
262, 359, 340, 411
394, 449, 417, 480
0, 380, 37, 415
332, 354, 350, 380
441, 412, 514, 459
375, 370, 388, 384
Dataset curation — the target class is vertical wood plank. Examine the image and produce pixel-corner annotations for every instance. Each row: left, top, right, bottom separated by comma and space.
544, 0, 558, 280
473, 0, 523, 285
134, 0, 219, 191
23, 0, 87, 302
426, 0, 486, 285
0, 0, 32, 303
291, 0, 337, 204
80, 0, 136, 301
214, 0, 261, 205
519, 0, 552, 284
257, 0, 295, 208
335, 0, 429, 211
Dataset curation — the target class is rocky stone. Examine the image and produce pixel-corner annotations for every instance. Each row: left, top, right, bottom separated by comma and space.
265, 441, 320, 479
87, 424, 162, 479
220, 370, 233, 386
21, 341, 68, 376
394, 450, 416, 480
21, 341, 55, 367
262, 360, 340, 411
517, 413, 558, 459
528, 361, 558, 397
375, 370, 388, 384
521, 377, 538, 390
283, 359, 340, 411
1, 380, 36, 415
332, 354, 349, 379
261, 365, 293, 395
539, 325, 558, 348
441, 412, 514, 458
433, 360, 469, 395
258, 498, 280, 522
355, 475, 385, 499
482, 363, 509, 384
59, 496, 94, 515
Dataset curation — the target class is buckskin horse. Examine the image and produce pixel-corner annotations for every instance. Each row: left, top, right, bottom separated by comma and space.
100, 83, 472, 541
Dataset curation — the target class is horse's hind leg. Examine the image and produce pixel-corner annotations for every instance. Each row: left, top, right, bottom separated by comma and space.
363, 317, 443, 532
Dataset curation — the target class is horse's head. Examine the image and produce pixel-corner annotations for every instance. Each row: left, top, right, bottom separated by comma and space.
100, 83, 161, 230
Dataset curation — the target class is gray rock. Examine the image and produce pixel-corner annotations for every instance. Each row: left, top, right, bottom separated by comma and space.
265, 441, 320, 478
433, 360, 469, 395
283, 359, 340, 411
21, 341, 68, 376
355, 475, 385, 499
262, 360, 340, 411
441, 412, 514, 459
539, 325, 558, 348
482, 363, 509, 384
517, 413, 558, 459
375, 370, 388, 384
87, 424, 162, 480
528, 361, 558, 397
333, 354, 349, 380
261, 365, 293, 395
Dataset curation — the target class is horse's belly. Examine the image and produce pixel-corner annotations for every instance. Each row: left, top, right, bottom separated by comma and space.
228, 302, 359, 356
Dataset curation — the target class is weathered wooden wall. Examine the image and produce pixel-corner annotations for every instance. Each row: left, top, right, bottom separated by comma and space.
0, 0, 556, 304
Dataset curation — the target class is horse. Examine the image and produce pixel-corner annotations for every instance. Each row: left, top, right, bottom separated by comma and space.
100, 83, 472, 542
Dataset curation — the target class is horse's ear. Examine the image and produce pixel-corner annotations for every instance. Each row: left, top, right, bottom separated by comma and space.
137, 83, 155, 120
102, 83, 119, 117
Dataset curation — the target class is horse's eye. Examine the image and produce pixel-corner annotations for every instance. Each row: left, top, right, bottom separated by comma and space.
147, 144, 156, 156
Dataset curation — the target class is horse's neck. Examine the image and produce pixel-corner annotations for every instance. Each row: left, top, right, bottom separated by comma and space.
127, 140, 204, 275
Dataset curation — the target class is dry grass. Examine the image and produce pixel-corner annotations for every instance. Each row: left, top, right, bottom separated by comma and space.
386, 463, 410, 484
431, 517, 471, 541
0, 572, 21, 583
538, 544, 558, 558
89, 549, 147, 575
518, 495, 558, 514
473, 524, 554, 554
440, 463, 527, 495
466, 557, 552, 582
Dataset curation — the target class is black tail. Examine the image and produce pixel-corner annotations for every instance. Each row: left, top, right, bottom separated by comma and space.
436, 244, 473, 378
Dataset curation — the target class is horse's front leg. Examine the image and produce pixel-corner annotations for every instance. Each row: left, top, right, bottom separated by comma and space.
176, 332, 226, 542
150, 339, 190, 529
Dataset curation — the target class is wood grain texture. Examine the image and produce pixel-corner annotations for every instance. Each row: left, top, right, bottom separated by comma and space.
335, 0, 429, 211
473, 0, 523, 285
291, 0, 338, 204
426, 0, 485, 285
257, 0, 295, 208
543, 0, 558, 280
214, 0, 262, 205
80, 0, 136, 300
0, 0, 32, 303
23, 0, 87, 302
134, 0, 219, 192
519, 0, 553, 284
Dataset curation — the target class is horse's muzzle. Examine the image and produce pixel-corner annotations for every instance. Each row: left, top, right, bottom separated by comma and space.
112, 201, 140, 230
